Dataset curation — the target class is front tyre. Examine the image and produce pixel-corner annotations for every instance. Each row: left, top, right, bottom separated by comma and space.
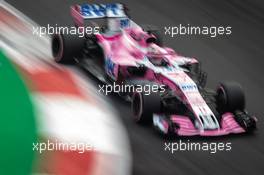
216, 82, 245, 113
132, 91, 161, 124
216, 82, 256, 132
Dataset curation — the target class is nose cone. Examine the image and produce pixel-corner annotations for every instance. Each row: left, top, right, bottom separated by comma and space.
198, 114, 220, 130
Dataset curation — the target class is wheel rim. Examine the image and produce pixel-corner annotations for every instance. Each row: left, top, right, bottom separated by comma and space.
217, 86, 227, 107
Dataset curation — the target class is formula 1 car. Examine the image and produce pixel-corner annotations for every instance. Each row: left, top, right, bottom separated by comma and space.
51, 3, 257, 136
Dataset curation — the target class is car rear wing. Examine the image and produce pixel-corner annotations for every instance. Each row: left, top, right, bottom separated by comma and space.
71, 3, 128, 27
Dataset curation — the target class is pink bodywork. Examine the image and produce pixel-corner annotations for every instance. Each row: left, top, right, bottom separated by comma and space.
71, 5, 247, 136
95, 29, 247, 136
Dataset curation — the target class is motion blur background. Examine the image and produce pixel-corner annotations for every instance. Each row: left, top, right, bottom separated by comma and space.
1, 0, 264, 175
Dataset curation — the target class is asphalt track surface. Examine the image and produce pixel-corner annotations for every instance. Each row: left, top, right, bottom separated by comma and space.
5, 0, 264, 175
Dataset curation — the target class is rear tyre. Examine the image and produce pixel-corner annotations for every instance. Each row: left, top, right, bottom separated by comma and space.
51, 33, 84, 64
132, 91, 161, 124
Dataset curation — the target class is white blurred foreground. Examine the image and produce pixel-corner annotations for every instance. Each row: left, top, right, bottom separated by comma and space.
0, 1, 132, 174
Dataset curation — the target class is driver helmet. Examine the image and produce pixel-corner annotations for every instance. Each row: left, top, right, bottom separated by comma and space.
147, 46, 167, 66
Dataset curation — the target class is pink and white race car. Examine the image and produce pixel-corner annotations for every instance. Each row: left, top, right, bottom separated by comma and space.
51, 3, 257, 136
